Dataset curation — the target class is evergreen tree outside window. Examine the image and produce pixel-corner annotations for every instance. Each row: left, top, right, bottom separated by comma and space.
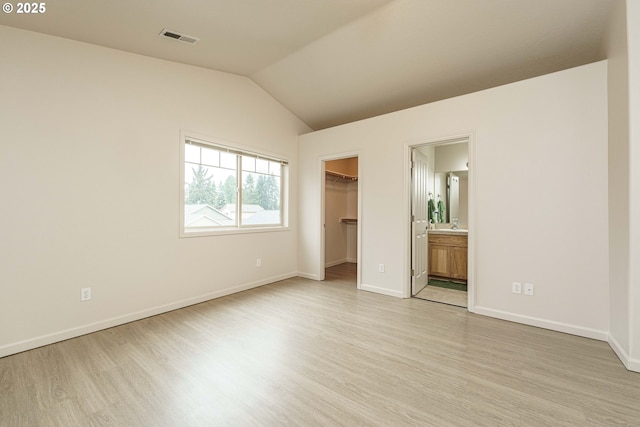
181, 135, 287, 235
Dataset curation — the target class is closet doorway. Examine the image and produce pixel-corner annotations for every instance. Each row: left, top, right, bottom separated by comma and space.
322, 155, 360, 287
410, 138, 471, 308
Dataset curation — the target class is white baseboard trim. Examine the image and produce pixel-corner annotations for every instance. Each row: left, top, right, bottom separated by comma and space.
325, 258, 348, 268
608, 334, 640, 373
296, 271, 320, 280
360, 283, 404, 298
473, 306, 609, 341
0, 272, 297, 358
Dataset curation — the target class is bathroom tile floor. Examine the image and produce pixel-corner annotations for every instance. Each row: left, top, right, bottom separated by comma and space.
414, 285, 468, 308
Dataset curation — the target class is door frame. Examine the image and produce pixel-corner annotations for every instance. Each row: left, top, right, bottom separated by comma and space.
403, 134, 475, 312
319, 152, 362, 289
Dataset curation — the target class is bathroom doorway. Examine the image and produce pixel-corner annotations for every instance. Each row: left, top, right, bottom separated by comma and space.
322, 155, 360, 288
410, 137, 471, 308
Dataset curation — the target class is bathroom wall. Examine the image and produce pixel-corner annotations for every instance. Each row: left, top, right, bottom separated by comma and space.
458, 174, 468, 227
435, 143, 468, 172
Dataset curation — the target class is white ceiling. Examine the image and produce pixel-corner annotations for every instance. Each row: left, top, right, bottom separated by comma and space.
0, 0, 614, 130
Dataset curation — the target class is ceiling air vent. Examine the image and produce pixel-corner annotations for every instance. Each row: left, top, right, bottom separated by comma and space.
159, 28, 199, 45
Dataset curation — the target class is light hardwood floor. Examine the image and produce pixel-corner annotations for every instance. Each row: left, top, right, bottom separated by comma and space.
1, 263, 639, 426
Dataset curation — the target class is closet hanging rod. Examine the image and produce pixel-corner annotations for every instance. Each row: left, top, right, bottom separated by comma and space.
326, 170, 358, 181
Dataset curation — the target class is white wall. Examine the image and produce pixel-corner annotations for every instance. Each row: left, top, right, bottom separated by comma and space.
0, 26, 310, 357
605, 0, 640, 373
346, 181, 358, 262
626, 0, 640, 371
606, 0, 632, 366
299, 61, 609, 338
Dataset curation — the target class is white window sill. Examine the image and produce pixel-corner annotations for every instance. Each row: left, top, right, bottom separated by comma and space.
180, 225, 290, 238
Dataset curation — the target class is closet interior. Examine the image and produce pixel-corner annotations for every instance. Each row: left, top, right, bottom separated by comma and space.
324, 157, 358, 280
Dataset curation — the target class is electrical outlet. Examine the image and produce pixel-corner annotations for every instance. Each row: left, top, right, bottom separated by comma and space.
378, 264, 385, 273
256, 258, 262, 267
524, 283, 534, 296
512, 282, 522, 294
81, 287, 91, 302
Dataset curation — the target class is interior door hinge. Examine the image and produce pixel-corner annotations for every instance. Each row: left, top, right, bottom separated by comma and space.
411, 269, 415, 276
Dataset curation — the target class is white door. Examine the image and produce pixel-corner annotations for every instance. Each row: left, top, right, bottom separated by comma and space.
411, 150, 429, 295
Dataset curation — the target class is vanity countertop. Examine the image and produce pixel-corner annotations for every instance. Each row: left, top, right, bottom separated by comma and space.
428, 229, 468, 236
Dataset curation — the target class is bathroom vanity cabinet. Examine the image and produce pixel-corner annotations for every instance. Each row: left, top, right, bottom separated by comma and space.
428, 232, 468, 281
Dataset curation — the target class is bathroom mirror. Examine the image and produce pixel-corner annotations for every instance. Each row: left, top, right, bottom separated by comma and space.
434, 170, 468, 226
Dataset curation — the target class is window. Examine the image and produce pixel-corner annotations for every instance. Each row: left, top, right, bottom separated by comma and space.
181, 135, 288, 235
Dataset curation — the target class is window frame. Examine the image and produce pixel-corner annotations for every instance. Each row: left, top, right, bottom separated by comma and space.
180, 132, 289, 237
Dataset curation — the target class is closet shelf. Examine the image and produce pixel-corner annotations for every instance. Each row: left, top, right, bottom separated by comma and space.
340, 217, 358, 224
326, 170, 358, 181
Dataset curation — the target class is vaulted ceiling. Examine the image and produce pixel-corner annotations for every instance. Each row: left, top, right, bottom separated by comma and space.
0, 0, 614, 130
